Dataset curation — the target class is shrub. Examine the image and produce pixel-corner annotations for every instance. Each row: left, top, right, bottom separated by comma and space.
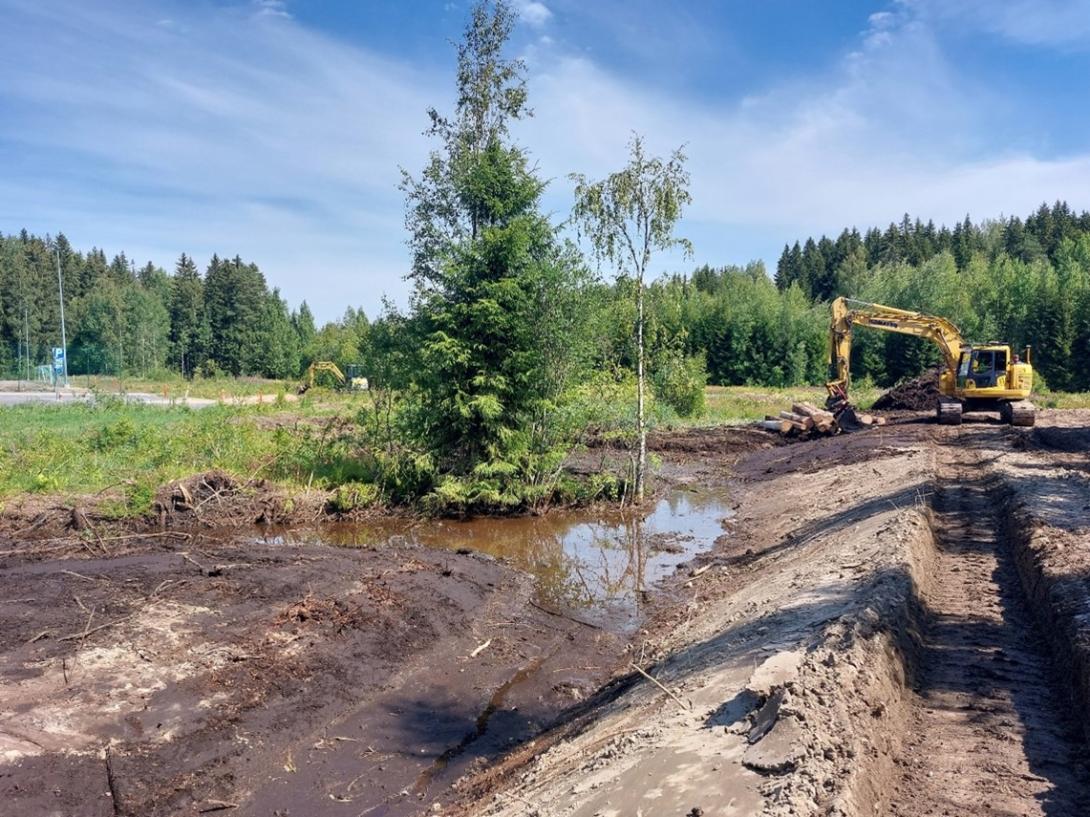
652, 351, 707, 418
327, 482, 380, 514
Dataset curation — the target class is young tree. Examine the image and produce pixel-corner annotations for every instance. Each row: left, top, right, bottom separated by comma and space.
571, 134, 692, 501
400, 0, 592, 477
292, 301, 318, 369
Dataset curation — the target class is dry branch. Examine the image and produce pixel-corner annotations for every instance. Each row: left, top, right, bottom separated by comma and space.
629, 662, 691, 711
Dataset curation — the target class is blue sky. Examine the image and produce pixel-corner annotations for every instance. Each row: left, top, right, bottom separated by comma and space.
3, 0, 1090, 321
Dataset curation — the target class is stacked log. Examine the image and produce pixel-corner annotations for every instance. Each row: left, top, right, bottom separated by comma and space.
757, 400, 885, 439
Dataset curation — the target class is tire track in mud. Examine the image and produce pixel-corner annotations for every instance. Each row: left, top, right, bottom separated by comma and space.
889, 441, 1090, 816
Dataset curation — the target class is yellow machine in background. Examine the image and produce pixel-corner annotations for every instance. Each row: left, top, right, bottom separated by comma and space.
827, 297, 1035, 426
298, 362, 369, 394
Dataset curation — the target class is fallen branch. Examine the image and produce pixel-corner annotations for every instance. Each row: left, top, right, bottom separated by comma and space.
104, 744, 124, 817
61, 570, 98, 582
469, 638, 492, 658
198, 801, 238, 813
0, 531, 190, 556
528, 599, 602, 630
629, 662, 691, 711
58, 613, 136, 642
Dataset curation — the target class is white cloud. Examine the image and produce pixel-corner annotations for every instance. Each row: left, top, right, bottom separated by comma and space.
523, 16, 1090, 263
902, 0, 1090, 47
252, 0, 291, 20
516, 1, 553, 28
0, 0, 436, 320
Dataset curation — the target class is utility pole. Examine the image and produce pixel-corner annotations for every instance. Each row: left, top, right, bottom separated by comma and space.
23, 304, 31, 384
55, 249, 69, 388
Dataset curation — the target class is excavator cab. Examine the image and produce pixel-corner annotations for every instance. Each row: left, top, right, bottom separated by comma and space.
957, 347, 1007, 390
344, 365, 369, 391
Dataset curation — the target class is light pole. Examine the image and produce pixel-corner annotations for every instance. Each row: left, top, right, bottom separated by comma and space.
55, 249, 69, 388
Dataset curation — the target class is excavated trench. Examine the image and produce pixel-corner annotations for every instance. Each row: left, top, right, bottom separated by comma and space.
879, 446, 1090, 816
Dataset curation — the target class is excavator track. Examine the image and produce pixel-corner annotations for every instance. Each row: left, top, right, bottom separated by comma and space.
936, 397, 962, 425
1004, 399, 1036, 427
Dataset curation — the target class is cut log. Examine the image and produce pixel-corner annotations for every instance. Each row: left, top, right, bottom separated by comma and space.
758, 420, 792, 433
791, 402, 822, 418
778, 411, 814, 430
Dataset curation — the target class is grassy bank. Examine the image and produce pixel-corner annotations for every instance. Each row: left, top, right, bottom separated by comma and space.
72, 373, 291, 400
4, 382, 1083, 520
687, 383, 880, 426
0, 396, 357, 517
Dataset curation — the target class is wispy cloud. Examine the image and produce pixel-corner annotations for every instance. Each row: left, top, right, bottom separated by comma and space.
902, 0, 1090, 47
0, 0, 435, 319
1, 0, 1088, 320
526, 7, 1090, 259
252, 0, 291, 20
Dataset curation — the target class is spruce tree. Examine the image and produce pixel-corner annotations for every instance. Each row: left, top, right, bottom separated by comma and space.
401, 0, 593, 476
168, 253, 208, 377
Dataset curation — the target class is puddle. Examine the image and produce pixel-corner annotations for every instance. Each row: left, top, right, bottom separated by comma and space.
264, 488, 733, 631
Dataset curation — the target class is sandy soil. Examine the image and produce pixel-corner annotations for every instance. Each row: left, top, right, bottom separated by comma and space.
463, 413, 1090, 817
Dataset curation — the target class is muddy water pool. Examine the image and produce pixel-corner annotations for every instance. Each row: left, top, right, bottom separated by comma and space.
264, 488, 733, 630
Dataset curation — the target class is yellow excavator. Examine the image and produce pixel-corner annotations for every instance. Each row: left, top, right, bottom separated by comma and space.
298, 362, 369, 394
827, 297, 1035, 426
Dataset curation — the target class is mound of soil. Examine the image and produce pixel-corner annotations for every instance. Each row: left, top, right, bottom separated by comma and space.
873, 371, 941, 411
153, 469, 315, 528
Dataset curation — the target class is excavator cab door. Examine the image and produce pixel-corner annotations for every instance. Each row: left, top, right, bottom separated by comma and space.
956, 351, 972, 389
962, 349, 1004, 390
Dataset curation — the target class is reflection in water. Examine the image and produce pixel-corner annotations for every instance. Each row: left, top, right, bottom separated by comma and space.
263, 490, 733, 631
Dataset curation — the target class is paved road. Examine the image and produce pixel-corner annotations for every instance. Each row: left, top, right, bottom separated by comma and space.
0, 390, 217, 408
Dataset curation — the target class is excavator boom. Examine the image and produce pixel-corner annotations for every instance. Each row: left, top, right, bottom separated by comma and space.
829, 298, 963, 394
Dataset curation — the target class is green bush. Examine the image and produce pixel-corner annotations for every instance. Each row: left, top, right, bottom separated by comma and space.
652, 352, 707, 418
327, 482, 380, 513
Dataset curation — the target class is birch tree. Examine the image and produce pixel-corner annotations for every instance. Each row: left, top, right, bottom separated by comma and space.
571, 135, 692, 501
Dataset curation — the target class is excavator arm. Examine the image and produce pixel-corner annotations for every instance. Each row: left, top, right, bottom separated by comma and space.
828, 297, 964, 397
299, 361, 346, 394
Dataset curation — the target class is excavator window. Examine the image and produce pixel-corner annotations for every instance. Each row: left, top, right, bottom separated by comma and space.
970, 350, 999, 388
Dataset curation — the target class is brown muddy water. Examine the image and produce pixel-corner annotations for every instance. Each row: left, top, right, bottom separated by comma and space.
261, 488, 734, 631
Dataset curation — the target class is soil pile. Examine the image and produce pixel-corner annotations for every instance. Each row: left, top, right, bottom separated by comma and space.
873, 371, 941, 411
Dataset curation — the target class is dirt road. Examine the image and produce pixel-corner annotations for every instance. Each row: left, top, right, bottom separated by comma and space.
472, 415, 1090, 817
3, 414, 1090, 816
889, 444, 1088, 815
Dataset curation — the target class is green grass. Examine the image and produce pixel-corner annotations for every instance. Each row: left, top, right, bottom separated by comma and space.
1032, 390, 1090, 409
5, 380, 1085, 519
686, 384, 881, 426
71, 373, 291, 400
0, 397, 366, 515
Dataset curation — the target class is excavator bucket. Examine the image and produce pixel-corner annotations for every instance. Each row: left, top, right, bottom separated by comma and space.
825, 388, 864, 433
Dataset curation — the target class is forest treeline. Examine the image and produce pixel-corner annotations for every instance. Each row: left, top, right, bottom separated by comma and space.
0, 230, 367, 381
7, 199, 1090, 396
767, 200, 1090, 389
6, 0, 1090, 515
